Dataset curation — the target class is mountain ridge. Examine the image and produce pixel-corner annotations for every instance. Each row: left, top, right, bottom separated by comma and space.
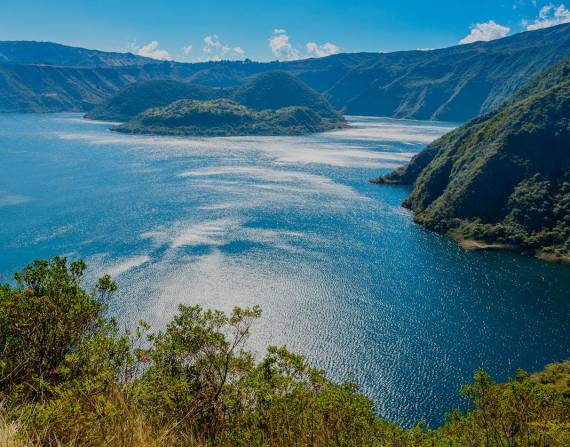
328, 23, 570, 120
0, 40, 158, 67
1, 23, 570, 120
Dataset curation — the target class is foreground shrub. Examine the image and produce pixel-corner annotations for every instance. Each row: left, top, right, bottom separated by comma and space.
0, 257, 120, 400
1, 257, 569, 446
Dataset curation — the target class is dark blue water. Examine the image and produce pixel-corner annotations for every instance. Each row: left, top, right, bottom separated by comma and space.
1, 113, 569, 427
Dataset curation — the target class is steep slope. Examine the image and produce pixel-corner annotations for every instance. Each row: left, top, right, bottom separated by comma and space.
113, 98, 345, 136
374, 56, 570, 261
231, 71, 340, 118
0, 64, 180, 113
0, 64, 131, 112
85, 80, 223, 121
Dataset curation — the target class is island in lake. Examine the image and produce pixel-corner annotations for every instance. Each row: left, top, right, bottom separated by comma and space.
91, 71, 346, 136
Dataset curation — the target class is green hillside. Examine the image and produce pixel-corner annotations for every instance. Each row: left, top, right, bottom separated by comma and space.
327, 23, 570, 120
2, 23, 570, 119
85, 80, 222, 121
374, 55, 570, 262
86, 71, 341, 123
231, 71, 340, 119
113, 98, 345, 136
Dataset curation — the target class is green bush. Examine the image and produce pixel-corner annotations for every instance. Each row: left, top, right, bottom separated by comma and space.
1, 257, 569, 446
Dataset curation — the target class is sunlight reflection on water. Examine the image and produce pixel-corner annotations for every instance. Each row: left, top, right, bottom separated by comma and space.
1, 114, 569, 427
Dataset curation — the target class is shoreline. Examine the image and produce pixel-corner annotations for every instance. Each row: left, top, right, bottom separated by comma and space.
109, 120, 349, 138
448, 231, 570, 266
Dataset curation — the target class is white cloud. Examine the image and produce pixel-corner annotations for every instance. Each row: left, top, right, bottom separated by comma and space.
459, 20, 511, 44
526, 3, 570, 30
183, 45, 193, 54
201, 35, 245, 61
306, 41, 340, 58
203, 34, 222, 53
269, 29, 340, 61
269, 32, 300, 60
136, 41, 171, 60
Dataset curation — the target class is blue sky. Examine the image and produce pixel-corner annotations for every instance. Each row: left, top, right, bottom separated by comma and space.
1, 1, 569, 61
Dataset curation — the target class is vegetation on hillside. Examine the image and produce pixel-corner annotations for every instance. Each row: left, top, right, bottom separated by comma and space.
326, 23, 570, 120
113, 97, 345, 137
231, 71, 341, 119
373, 55, 570, 262
85, 80, 225, 121
1, 257, 569, 446
2, 23, 570, 118
87, 71, 342, 126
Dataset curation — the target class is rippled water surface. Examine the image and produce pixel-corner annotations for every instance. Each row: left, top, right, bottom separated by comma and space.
1, 114, 569, 427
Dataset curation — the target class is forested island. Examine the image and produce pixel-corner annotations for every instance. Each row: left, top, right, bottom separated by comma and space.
1, 257, 569, 446
374, 55, 570, 264
94, 71, 346, 136
113, 98, 344, 137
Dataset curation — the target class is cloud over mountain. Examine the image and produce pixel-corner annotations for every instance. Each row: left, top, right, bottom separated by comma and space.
459, 20, 510, 44
201, 34, 245, 61
268, 31, 300, 60
306, 42, 340, 57
525, 3, 570, 30
137, 41, 171, 60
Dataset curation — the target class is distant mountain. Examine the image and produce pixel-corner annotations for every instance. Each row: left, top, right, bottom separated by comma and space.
0, 41, 157, 67
1, 24, 570, 120
85, 80, 225, 121
374, 55, 570, 262
0, 65, 121, 112
327, 23, 570, 120
0, 52, 368, 113
113, 98, 345, 137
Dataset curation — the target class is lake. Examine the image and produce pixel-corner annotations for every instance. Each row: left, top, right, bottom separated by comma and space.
1, 113, 569, 427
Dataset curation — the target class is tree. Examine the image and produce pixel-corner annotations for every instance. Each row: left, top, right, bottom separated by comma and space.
0, 257, 117, 398
136, 304, 261, 437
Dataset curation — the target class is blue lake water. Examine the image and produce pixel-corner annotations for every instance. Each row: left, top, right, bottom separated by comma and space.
1, 113, 569, 427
